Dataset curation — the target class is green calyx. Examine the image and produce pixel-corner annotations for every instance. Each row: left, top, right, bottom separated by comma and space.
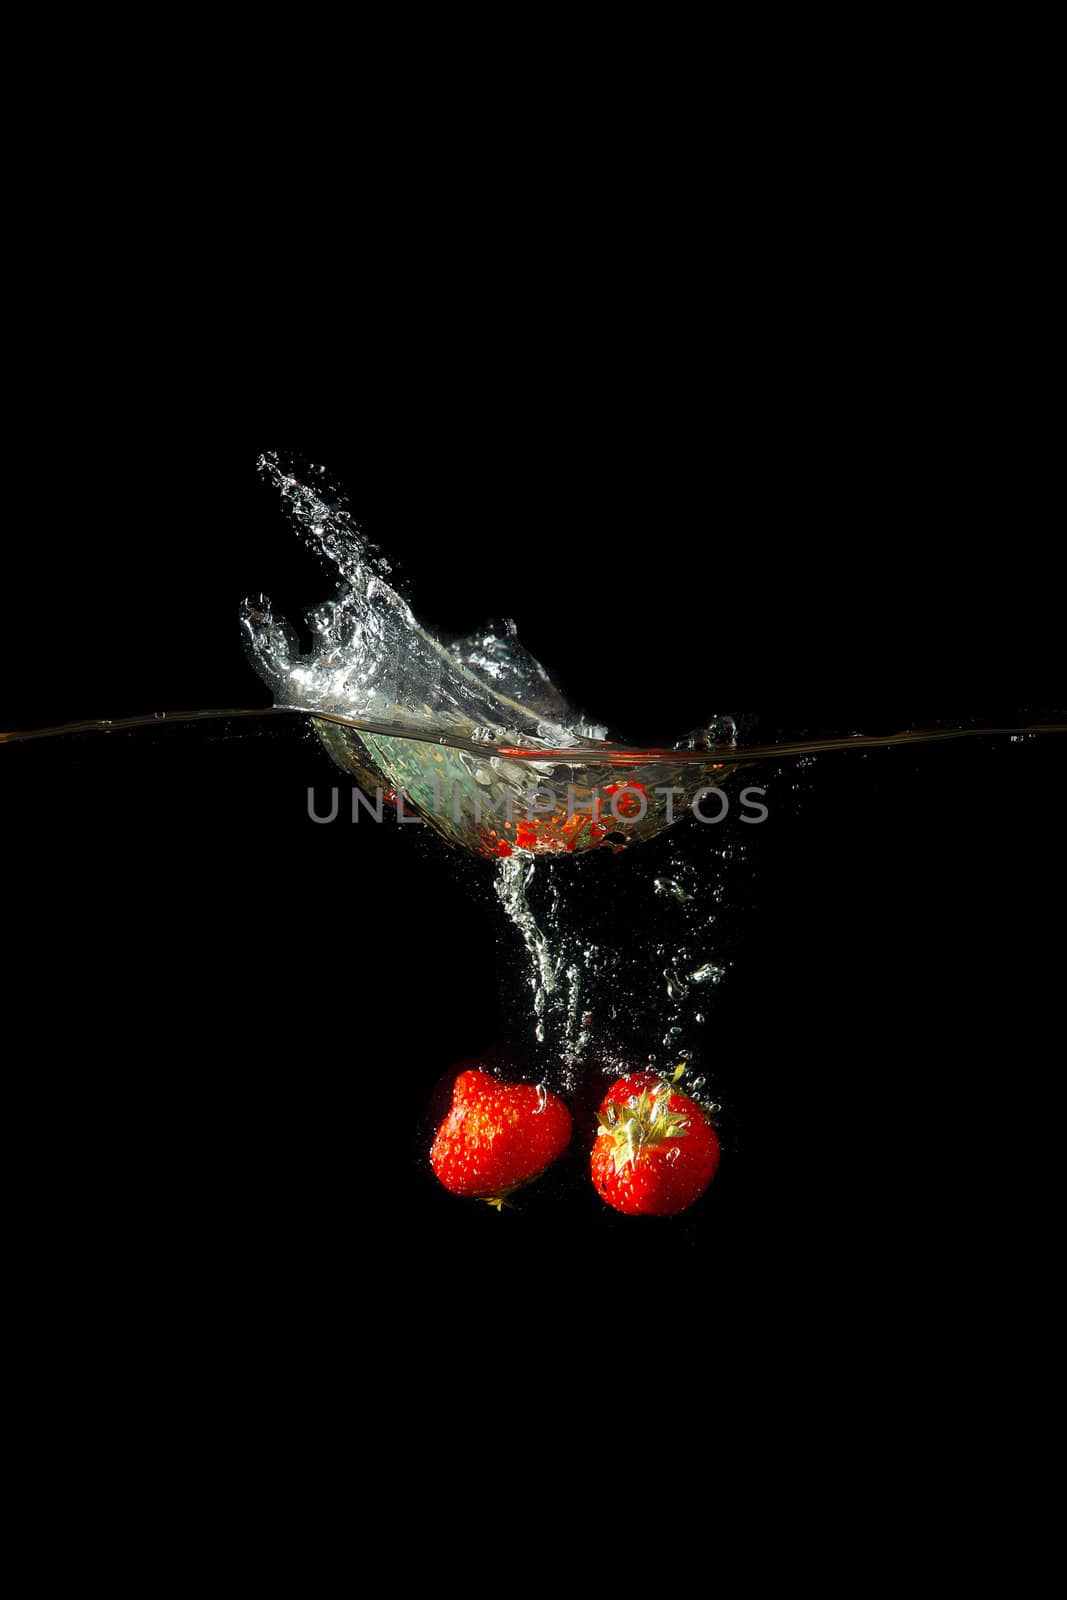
596, 1074, 692, 1176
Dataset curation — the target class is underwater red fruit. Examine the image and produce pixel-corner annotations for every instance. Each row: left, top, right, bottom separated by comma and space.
591, 1070, 719, 1216
430, 1068, 572, 1204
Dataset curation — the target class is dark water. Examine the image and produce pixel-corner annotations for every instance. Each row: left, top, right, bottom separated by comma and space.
2, 441, 1064, 1332
5, 709, 1061, 1295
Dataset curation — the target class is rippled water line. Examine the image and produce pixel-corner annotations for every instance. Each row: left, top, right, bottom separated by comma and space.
2, 707, 1065, 765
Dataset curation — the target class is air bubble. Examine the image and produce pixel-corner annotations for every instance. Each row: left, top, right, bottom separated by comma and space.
655, 877, 694, 902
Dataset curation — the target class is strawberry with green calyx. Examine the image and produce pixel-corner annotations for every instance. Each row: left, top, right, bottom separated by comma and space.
591, 1064, 720, 1216
431, 1068, 572, 1204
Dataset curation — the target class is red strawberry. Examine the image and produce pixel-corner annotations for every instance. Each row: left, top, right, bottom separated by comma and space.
430, 1068, 572, 1204
591, 1070, 719, 1216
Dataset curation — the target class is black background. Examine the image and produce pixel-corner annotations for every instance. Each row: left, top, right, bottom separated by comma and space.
2, 419, 1063, 1333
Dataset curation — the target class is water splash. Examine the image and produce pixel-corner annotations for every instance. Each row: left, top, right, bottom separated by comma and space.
242, 451, 737, 857
3, 453, 1065, 1123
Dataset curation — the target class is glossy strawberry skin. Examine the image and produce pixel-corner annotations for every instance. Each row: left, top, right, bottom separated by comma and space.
591, 1071, 720, 1217
430, 1068, 572, 1199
